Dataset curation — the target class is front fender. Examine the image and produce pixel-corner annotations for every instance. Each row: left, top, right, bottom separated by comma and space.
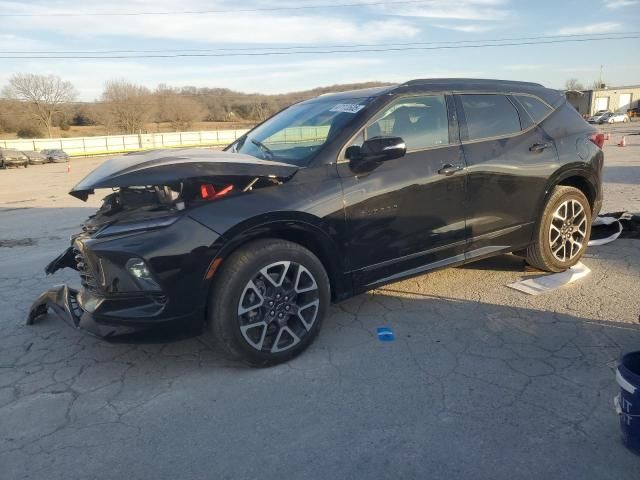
204, 213, 349, 302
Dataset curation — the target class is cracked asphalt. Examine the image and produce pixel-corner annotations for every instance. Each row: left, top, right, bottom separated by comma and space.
1, 126, 640, 479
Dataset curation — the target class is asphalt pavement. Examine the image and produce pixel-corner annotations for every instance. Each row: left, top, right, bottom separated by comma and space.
1, 125, 639, 479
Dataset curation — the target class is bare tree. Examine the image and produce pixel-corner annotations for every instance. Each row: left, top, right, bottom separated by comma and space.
85, 103, 116, 135
564, 78, 584, 91
158, 94, 207, 131
100, 80, 155, 134
1, 73, 77, 138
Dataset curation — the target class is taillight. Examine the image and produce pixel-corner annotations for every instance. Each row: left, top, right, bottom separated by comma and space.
589, 132, 605, 149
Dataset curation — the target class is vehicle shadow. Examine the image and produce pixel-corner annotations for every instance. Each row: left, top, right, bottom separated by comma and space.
21, 266, 640, 364
458, 253, 527, 272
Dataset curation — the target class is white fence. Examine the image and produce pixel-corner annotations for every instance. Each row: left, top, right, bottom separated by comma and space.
267, 126, 330, 145
0, 129, 251, 157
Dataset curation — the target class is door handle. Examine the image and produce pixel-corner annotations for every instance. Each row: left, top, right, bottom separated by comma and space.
438, 164, 464, 176
529, 142, 552, 153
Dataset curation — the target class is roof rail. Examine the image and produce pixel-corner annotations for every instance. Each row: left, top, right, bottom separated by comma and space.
401, 78, 544, 88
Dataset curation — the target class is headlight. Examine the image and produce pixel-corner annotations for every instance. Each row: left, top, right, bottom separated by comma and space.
125, 258, 161, 291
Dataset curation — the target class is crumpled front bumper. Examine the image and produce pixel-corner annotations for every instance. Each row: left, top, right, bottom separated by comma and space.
27, 215, 219, 338
27, 284, 141, 338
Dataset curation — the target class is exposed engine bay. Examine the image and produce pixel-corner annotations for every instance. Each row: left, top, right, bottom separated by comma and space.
82, 175, 282, 235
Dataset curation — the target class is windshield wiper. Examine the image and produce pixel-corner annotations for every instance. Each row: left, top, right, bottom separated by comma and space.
251, 139, 274, 160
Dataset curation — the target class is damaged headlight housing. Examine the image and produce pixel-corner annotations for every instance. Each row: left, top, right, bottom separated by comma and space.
125, 258, 161, 291
94, 216, 180, 239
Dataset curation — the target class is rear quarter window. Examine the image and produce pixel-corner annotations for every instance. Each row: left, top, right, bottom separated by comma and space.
515, 95, 553, 123
458, 94, 522, 141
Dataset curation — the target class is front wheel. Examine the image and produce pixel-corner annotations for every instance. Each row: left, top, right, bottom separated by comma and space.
205, 239, 330, 367
525, 186, 592, 272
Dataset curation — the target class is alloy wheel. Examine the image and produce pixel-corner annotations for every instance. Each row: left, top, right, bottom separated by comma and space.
548, 199, 588, 262
237, 261, 320, 353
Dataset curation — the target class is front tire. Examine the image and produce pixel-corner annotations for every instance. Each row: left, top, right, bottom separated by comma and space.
205, 239, 330, 367
525, 186, 591, 272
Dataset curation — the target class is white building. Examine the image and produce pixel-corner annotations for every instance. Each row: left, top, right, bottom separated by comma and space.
566, 84, 640, 116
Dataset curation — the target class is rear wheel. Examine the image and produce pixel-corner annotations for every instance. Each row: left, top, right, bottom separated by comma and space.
525, 186, 591, 272
205, 239, 330, 367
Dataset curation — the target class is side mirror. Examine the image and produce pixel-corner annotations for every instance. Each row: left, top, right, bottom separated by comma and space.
347, 136, 406, 173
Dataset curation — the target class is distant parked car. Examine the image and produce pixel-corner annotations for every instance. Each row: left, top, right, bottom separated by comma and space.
601, 112, 630, 124
596, 112, 614, 124
22, 150, 47, 165
588, 110, 611, 123
41, 149, 70, 163
0, 148, 29, 169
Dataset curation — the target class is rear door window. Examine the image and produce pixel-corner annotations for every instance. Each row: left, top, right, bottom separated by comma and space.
458, 94, 522, 141
515, 95, 553, 123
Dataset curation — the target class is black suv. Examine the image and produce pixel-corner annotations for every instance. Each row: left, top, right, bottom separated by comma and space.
30, 79, 603, 366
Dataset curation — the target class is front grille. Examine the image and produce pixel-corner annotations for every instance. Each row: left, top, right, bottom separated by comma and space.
73, 246, 99, 292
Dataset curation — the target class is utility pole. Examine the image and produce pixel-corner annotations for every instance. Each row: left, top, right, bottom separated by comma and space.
598, 65, 603, 88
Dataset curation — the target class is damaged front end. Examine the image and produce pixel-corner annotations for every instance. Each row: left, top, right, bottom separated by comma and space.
28, 148, 298, 337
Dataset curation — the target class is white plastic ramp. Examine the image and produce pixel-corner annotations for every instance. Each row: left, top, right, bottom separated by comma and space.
507, 262, 591, 296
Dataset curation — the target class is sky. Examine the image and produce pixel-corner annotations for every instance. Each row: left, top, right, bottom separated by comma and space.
0, 0, 639, 100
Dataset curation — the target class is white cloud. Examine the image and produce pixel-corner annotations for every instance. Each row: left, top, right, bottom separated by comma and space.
603, 0, 639, 8
379, 0, 512, 21
0, 34, 49, 50
501, 64, 599, 74
554, 22, 621, 35
0, 0, 419, 45
556, 66, 599, 73
501, 64, 552, 71
432, 23, 497, 33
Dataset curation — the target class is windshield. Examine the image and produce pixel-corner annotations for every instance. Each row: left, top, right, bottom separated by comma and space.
229, 98, 371, 166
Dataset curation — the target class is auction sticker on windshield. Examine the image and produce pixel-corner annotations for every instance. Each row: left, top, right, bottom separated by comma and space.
330, 104, 366, 114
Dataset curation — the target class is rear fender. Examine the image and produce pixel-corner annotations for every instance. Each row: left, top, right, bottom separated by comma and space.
534, 164, 599, 230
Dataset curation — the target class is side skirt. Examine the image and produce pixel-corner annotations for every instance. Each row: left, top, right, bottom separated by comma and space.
361, 244, 513, 291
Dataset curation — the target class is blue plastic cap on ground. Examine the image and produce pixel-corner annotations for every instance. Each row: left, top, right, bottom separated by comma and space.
376, 327, 395, 342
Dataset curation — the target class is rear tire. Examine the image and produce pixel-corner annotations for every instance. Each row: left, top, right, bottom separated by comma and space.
205, 239, 330, 367
525, 186, 591, 272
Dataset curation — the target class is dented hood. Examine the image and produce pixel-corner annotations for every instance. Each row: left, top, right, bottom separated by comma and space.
70, 148, 299, 200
